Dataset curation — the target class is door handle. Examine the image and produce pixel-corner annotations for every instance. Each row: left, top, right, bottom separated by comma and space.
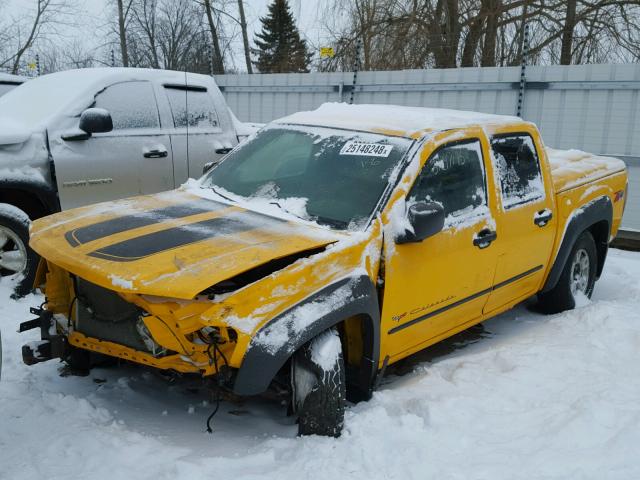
215, 147, 233, 154
143, 148, 168, 158
534, 209, 553, 227
473, 228, 497, 249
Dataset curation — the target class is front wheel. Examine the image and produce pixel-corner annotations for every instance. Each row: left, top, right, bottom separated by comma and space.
538, 230, 597, 314
0, 204, 39, 297
291, 328, 346, 437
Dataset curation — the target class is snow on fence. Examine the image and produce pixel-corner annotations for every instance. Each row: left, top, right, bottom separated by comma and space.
215, 64, 640, 231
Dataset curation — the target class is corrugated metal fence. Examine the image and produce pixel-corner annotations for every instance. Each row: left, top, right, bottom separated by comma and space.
215, 64, 640, 231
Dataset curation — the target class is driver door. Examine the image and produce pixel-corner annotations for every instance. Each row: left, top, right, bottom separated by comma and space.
51, 80, 174, 210
380, 133, 500, 363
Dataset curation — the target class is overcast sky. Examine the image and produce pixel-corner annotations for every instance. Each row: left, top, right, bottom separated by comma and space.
4, 0, 337, 72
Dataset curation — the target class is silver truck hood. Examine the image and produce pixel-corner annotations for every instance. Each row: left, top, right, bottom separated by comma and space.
0, 119, 31, 145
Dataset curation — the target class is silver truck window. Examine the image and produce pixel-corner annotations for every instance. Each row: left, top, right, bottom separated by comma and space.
164, 88, 220, 129
491, 134, 544, 209
409, 139, 488, 219
93, 81, 160, 130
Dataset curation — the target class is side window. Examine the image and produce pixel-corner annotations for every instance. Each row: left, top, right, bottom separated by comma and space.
491, 134, 544, 209
164, 87, 220, 129
93, 81, 160, 130
409, 140, 488, 220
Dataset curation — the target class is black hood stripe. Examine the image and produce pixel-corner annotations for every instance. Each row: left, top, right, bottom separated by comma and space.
87, 210, 286, 262
65, 199, 227, 247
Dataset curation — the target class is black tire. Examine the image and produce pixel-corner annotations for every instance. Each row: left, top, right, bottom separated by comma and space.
538, 230, 597, 314
64, 345, 92, 376
0, 204, 39, 297
291, 328, 346, 437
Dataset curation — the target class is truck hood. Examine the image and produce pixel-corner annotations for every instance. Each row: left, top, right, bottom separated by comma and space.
0, 118, 32, 145
30, 190, 342, 299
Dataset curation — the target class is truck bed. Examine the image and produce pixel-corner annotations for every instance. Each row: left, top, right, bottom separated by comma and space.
546, 147, 627, 193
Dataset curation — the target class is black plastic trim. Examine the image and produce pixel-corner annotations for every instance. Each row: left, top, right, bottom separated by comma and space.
541, 195, 612, 293
233, 275, 380, 399
0, 178, 60, 216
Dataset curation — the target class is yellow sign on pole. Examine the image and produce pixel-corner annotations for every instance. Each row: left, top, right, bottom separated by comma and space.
28, 62, 37, 70
320, 47, 335, 59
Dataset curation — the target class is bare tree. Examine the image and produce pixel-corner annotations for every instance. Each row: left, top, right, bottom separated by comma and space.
0, 0, 74, 74
202, 0, 225, 73
116, 0, 133, 66
237, 0, 252, 73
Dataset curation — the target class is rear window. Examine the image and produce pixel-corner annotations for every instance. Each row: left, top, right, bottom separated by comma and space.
491, 134, 544, 209
164, 87, 220, 129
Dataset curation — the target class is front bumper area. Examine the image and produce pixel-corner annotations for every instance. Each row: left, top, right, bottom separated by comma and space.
20, 307, 67, 365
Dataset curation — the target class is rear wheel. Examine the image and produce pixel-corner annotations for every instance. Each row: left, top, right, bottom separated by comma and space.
0, 204, 39, 297
538, 230, 597, 314
291, 328, 346, 437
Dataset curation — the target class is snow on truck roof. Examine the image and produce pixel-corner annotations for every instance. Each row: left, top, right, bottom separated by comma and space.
276, 103, 522, 138
0, 68, 219, 130
0, 72, 26, 83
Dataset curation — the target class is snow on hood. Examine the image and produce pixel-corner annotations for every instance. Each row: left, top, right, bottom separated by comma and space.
29, 188, 343, 299
0, 118, 31, 145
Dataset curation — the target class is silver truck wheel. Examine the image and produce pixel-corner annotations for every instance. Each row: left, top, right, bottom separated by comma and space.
291, 327, 346, 437
0, 204, 39, 297
0, 225, 28, 274
570, 248, 590, 296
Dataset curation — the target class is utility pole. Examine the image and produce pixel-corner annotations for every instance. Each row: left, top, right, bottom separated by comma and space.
349, 38, 362, 105
516, 22, 529, 118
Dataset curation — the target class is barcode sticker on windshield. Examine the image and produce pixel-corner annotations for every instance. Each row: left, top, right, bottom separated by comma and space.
339, 141, 393, 157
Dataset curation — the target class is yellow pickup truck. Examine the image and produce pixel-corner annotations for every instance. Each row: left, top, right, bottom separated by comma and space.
20, 103, 628, 437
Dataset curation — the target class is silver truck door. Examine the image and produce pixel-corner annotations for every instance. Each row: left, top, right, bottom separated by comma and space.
162, 85, 236, 183
51, 80, 174, 210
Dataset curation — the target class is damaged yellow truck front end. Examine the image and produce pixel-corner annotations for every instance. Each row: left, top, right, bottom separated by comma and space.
29, 188, 381, 394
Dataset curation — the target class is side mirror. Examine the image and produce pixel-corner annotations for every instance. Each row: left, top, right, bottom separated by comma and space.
79, 108, 113, 134
395, 201, 445, 244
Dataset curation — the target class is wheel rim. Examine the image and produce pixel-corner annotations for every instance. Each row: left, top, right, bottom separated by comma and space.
0, 226, 27, 275
570, 248, 590, 296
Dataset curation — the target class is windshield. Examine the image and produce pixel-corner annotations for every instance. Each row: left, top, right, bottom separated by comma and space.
200, 125, 412, 229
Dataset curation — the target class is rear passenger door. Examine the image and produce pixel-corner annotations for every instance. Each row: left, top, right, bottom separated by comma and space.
483, 130, 557, 313
53, 80, 175, 209
162, 85, 236, 184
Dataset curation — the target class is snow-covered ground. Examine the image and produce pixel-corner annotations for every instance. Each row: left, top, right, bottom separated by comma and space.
1, 248, 639, 480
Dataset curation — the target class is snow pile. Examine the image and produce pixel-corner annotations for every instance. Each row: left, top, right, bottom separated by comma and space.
547, 147, 627, 191
1, 249, 640, 479
108, 274, 135, 290
309, 328, 342, 371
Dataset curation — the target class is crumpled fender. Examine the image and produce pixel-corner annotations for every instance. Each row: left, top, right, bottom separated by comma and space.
233, 275, 380, 398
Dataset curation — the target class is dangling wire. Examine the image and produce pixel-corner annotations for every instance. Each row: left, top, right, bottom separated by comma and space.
205, 336, 229, 434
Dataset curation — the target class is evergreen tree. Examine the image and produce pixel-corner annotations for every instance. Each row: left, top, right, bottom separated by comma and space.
253, 0, 312, 73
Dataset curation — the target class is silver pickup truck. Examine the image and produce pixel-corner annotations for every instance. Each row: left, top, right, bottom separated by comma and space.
0, 68, 252, 294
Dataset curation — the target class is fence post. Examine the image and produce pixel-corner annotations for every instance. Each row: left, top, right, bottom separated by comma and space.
349, 38, 362, 105
516, 23, 529, 117
111, 49, 115, 67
